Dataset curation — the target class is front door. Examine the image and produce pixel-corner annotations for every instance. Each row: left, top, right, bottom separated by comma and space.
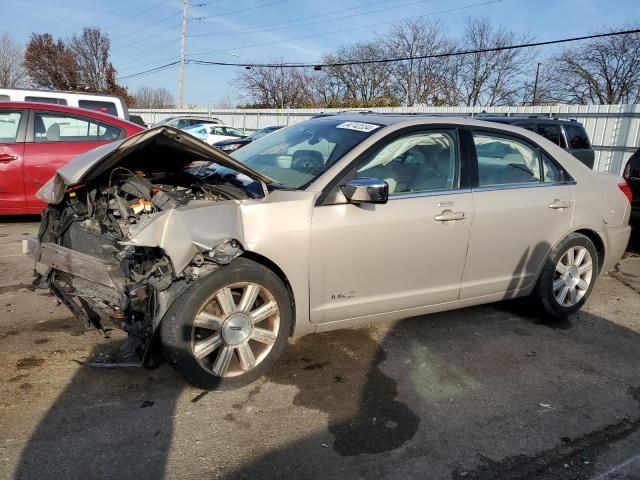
309, 128, 473, 324
460, 130, 575, 299
0, 108, 27, 213
23, 110, 115, 208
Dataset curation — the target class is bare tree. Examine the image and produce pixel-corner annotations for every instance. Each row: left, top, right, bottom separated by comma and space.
24, 33, 79, 90
133, 86, 175, 108
458, 17, 535, 106
307, 69, 347, 107
323, 42, 396, 105
69, 27, 111, 91
541, 27, 640, 104
381, 19, 458, 106
0, 33, 27, 88
235, 62, 312, 108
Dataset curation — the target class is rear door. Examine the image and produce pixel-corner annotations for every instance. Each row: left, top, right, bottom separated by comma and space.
0, 108, 28, 212
461, 129, 575, 299
22, 110, 123, 208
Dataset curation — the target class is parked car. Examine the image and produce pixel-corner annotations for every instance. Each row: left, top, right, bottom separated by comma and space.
480, 116, 595, 169
26, 115, 631, 389
214, 125, 284, 153
623, 148, 640, 211
0, 88, 129, 120
128, 114, 148, 128
152, 115, 222, 129
0, 102, 144, 215
183, 124, 247, 145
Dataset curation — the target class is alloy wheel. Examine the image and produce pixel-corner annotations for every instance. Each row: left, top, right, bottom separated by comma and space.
191, 282, 280, 377
553, 246, 593, 307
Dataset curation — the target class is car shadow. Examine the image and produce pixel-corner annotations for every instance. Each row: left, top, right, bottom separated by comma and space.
13, 242, 640, 479
228, 309, 640, 480
13, 338, 186, 480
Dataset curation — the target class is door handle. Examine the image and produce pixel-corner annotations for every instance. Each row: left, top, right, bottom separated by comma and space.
434, 210, 466, 222
0, 153, 19, 163
548, 199, 571, 209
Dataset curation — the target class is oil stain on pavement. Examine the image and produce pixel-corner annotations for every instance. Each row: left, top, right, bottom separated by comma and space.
266, 328, 420, 456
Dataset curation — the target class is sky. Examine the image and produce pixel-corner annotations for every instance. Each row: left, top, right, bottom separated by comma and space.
3, 0, 639, 106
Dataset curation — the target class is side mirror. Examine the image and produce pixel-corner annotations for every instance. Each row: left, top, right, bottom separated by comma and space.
340, 178, 389, 205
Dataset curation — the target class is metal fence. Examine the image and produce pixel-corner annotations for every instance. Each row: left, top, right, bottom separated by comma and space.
130, 104, 640, 176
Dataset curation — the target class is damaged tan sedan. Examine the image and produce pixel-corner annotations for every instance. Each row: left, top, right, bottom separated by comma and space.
26, 115, 631, 389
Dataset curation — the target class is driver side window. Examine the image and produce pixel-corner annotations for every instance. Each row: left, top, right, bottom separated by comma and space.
356, 129, 458, 195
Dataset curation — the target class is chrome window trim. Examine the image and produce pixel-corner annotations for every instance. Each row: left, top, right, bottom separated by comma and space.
389, 188, 472, 200
472, 180, 576, 193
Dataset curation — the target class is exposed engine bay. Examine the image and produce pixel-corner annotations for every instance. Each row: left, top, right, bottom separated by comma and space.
29, 127, 271, 365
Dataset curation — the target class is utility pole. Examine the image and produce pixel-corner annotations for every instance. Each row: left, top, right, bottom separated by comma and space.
532, 62, 541, 106
178, 0, 188, 108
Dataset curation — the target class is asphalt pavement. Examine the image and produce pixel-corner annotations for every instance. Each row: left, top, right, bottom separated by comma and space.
0, 215, 639, 480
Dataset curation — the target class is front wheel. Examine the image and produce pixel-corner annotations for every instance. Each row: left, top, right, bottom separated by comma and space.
160, 258, 292, 390
531, 233, 599, 317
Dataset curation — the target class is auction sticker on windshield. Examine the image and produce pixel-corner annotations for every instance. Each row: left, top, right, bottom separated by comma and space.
336, 121, 381, 133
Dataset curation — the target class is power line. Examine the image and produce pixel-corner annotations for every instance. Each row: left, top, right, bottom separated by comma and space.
111, 11, 182, 43
191, 0, 502, 53
117, 61, 181, 81
190, 0, 225, 6
117, 28, 640, 81
192, 0, 288, 20
117, 0, 495, 78
114, 39, 178, 70
190, 28, 640, 68
190, 0, 434, 38
189, 0, 391, 37
105, 0, 174, 29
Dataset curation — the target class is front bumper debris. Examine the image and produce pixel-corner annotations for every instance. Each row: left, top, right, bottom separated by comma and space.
24, 236, 126, 289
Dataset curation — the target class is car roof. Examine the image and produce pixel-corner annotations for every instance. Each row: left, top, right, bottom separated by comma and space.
0, 101, 142, 129
305, 112, 586, 129
474, 115, 579, 125
303, 113, 579, 137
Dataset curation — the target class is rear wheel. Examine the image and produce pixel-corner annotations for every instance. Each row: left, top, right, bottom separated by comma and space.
531, 233, 598, 317
160, 258, 292, 390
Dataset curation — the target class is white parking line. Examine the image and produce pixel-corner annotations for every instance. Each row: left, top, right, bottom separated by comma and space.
590, 453, 640, 480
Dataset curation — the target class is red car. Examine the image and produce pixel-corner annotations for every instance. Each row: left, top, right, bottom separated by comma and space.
0, 102, 143, 215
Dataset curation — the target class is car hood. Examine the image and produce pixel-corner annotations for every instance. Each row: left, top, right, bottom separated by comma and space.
36, 126, 272, 204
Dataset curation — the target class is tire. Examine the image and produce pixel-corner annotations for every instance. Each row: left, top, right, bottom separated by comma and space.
160, 257, 292, 390
531, 233, 599, 318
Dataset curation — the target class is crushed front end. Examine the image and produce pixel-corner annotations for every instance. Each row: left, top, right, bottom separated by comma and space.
25, 127, 269, 365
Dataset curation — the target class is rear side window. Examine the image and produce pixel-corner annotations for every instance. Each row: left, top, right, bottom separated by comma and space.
25, 96, 68, 105
0, 110, 23, 143
33, 112, 122, 142
537, 124, 562, 146
541, 153, 569, 183
78, 100, 118, 116
0, 95, 10, 101
473, 132, 541, 186
564, 124, 590, 149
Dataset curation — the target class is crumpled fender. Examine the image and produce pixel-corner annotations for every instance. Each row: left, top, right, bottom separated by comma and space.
124, 201, 246, 273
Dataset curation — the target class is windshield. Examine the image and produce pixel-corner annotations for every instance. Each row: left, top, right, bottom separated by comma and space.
225, 118, 382, 189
